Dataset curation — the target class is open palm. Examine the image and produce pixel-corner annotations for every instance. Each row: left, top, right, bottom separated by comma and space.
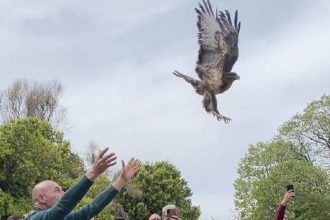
120, 158, 140, 183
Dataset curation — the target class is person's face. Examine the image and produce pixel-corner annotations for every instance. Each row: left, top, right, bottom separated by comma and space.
284, 215, 288, 220
42, 181, 64, 207
149, 214, 161, 220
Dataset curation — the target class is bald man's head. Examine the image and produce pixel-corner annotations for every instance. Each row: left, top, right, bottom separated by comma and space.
32, 180, 64, 209
148, 214, 161, 220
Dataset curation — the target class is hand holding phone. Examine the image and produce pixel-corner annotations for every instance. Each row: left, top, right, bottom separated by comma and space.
286, 184, 294, 192
281, 184, 295, 205
167, 208, 178, 217
163, 205, 179, 220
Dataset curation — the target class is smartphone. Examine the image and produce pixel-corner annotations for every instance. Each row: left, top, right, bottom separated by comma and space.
286, 184, 294, 192
167, 208, 178, 217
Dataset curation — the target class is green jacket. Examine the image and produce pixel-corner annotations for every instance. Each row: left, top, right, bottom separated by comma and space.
25, 176, 118, 220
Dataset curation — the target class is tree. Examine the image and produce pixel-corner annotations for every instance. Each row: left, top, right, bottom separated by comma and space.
0, 117, 84, 218
234, 95, 330, 220
0, 190, 15, 217
85, 141, 99, 165
235, 140, 330, 219
0, 79, 67, 129
115, 161, 201, 220
279, 95, 330, 169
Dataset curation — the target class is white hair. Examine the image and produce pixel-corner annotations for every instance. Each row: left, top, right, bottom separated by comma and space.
162, 204, 177, 216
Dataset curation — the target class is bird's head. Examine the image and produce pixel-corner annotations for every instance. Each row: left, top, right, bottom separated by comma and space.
223, 72, 240, 82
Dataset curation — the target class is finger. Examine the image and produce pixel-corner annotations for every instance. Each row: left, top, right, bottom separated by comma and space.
98, 156, 117, 166
127, 158, 134, 166
127, 159, 138, 170
100, 153, 116, 164
131, 166, 140, 175
104, 156, 117, 165
130, 159, 139, 166
132, 162, 140, 171
106, 161, 117, 167
97, 148, 109, 160
132, 159, 140, 166
121, 160, 125, 169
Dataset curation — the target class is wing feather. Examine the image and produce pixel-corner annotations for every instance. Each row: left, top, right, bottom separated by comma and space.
195, 0, 240, 79
225, 10, 232, 26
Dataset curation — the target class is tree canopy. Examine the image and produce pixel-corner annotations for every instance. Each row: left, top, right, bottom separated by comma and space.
0, 79, 67, 129
235, 95, 330, 220
279, 95, 330, 168
0, 117, 84, 217
115, 161, 201, 220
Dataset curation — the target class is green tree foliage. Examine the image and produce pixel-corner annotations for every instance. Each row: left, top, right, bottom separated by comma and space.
279, 95, 330, 168
235, 95, 330, 220
0, 190, 15, 216
0, 117, 84, 218
115, 161, 201, 220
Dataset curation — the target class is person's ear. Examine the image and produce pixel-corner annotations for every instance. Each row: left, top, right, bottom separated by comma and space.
38, 194, 47, 204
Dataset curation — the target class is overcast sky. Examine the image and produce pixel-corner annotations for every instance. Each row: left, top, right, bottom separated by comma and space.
1, 0, 330, 219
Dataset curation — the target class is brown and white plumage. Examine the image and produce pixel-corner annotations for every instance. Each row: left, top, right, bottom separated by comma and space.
173, 0, 241, 123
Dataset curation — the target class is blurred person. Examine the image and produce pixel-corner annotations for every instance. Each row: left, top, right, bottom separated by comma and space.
148, 213, 161, 220
162, 205, 181, 220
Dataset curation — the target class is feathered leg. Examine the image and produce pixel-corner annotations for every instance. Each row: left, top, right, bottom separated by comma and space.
173, 70, 201, 92
203, 91, 231, 123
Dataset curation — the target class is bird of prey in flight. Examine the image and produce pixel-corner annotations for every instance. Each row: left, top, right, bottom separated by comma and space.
173, 0, 241, 123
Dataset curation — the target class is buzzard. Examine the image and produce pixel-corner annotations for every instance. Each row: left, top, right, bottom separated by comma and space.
173, 0, 241, 123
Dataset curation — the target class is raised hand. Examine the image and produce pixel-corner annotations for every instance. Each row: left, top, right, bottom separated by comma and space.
170, 216, 181, 220
165, 215, 181, 220
86, 148, 117, 182
281, 190, 295, 206
113, 158, 140, 191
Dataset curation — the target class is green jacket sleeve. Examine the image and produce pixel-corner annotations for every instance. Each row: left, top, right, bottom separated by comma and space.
64, 186, 119, 220
28, 176, 93, 220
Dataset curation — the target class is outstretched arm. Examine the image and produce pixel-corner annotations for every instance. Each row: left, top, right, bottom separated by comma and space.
273, 190, 295, 220
66, 158, 140, 220
33, 148, 117, 220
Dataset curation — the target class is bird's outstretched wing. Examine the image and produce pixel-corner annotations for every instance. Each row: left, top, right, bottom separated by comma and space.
195, 0, 240, 79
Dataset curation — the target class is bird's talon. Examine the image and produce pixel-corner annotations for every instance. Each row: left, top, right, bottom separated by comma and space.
223, 117, 231, 123
212, 112, 231, 123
